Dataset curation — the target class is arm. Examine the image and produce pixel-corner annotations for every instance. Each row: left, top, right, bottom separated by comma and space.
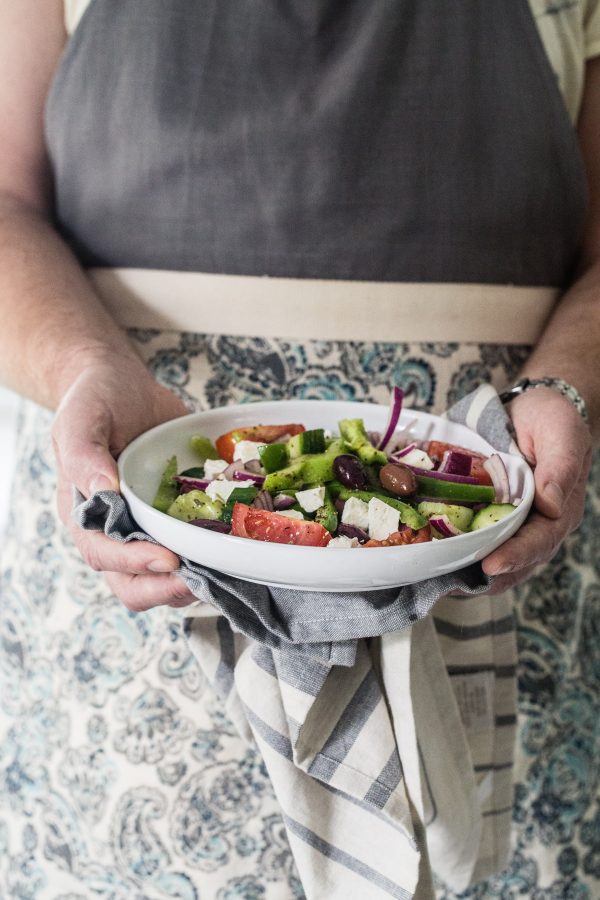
0, 2, 194, 609
515, 55, 600, 442
482, 57, 600, 586
0, 1, 148, 408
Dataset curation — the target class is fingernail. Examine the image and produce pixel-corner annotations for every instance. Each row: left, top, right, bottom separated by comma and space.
147, 559, 178, 573
90, 474, 116, 495
545, 481, 564, 513
492, 562, 515, 576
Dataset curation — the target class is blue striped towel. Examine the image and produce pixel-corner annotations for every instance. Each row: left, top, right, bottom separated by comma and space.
75, 384, 520, 899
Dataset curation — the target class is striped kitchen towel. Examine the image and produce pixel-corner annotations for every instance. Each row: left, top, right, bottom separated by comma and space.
75, 384, 520, 899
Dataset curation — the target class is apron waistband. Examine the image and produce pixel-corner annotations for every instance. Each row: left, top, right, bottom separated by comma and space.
89, 268, 559, 344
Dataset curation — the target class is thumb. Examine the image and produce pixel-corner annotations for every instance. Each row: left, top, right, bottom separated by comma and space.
53, 400, 120, 499
532, 436, 582, 519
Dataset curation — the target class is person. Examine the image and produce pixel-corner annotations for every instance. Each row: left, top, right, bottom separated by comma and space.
0, 0, 598, 897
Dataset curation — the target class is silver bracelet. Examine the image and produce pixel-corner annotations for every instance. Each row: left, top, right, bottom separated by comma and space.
499, 377, 589, 424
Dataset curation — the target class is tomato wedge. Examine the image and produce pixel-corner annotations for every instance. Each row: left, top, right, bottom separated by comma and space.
469, 458, 493, 486
424, 440, 493, 486
363, 526, 432, 548
231, 502, 250, 538
230, 503, 331, 546
216, 424, 305, 463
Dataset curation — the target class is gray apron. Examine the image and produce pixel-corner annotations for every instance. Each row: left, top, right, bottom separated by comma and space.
0, 2, 596, 898
46, 0, 586, 286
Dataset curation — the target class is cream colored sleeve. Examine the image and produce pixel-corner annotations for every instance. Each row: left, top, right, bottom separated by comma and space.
585, 0, 600, 58
63, 0, 92, 36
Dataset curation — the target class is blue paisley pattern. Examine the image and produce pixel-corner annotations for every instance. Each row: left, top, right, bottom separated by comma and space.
0, 331, 598, 898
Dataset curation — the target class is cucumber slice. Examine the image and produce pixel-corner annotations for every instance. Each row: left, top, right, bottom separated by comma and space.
325, 439, 351, 457
417, 501, 474, 532
152, 456, 179, 513
469, 503, 516, 531
288, 428, 326, 458
263, 462, 304, 492
300, 453, 336, 484
167, 490, 224, 522
263, 443, 354, 492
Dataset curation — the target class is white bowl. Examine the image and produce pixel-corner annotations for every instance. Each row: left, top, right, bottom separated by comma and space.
118, 400, 534, 592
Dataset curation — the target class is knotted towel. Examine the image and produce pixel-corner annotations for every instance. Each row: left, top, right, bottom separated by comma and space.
75, 384, 521, 899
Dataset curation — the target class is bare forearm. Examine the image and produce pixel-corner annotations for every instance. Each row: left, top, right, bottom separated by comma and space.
517, 261, 600, 443
0, 194, 146, 409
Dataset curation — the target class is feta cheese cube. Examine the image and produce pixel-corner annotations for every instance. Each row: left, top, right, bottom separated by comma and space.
233, 440, 266, 464
397, 448, 434, 470
341, 496, 369, 531
327, 535, 360, 549
367, 497, 400, 541
204, 458, 229, 481
295, 485, 326, 513
205, 479, 237, 503
277, 509, 305, 520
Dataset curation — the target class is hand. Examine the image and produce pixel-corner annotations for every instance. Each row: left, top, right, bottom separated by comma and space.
53, 352, 198, 611
481, 388, 592, 593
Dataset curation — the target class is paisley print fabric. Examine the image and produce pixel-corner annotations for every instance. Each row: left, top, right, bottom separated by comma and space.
0, 331, 598, 898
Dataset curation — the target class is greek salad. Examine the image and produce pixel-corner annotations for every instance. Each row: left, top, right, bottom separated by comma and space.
151, 388, 518, 548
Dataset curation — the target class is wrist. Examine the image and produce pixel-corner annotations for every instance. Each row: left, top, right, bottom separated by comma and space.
500, 376, 589, 425
51, 342, 148, 408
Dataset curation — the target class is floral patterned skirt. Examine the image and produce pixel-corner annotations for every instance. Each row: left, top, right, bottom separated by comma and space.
0, 330, 599, 900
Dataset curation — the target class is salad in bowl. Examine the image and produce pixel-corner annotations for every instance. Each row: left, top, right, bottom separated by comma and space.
118, 392, 534, 591
153, 388, 518, 550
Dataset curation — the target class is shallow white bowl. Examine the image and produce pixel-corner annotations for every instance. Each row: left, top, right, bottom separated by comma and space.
118, 400, 534, 592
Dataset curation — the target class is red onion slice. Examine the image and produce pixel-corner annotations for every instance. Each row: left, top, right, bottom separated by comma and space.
273, 494, 296, 511
222, 461, 247, 480
389, 441, 418, 461
483, 454, 511, 502
244, 459, 264, 474
377, 386, 404, 451
404, 465, 478, 484
175, 476, 210, 492
251, 490, 274, 511
429, 515, 463, 538
386, 419, 418, 454
233, 470, 266, 485
439, 450, 473, 477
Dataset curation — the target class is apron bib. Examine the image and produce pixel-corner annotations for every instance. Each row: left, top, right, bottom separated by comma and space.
1, 2, 598, 898
45, 0, 586, 286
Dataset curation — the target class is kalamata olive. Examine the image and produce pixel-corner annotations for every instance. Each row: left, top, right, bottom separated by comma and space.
189, 519, 231, 533
333, 454, 368, 490
337, 523, 369, 544
379, 463, 417, 496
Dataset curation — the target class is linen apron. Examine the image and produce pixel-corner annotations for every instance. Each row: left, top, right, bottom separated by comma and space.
1, 2, 599, 898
